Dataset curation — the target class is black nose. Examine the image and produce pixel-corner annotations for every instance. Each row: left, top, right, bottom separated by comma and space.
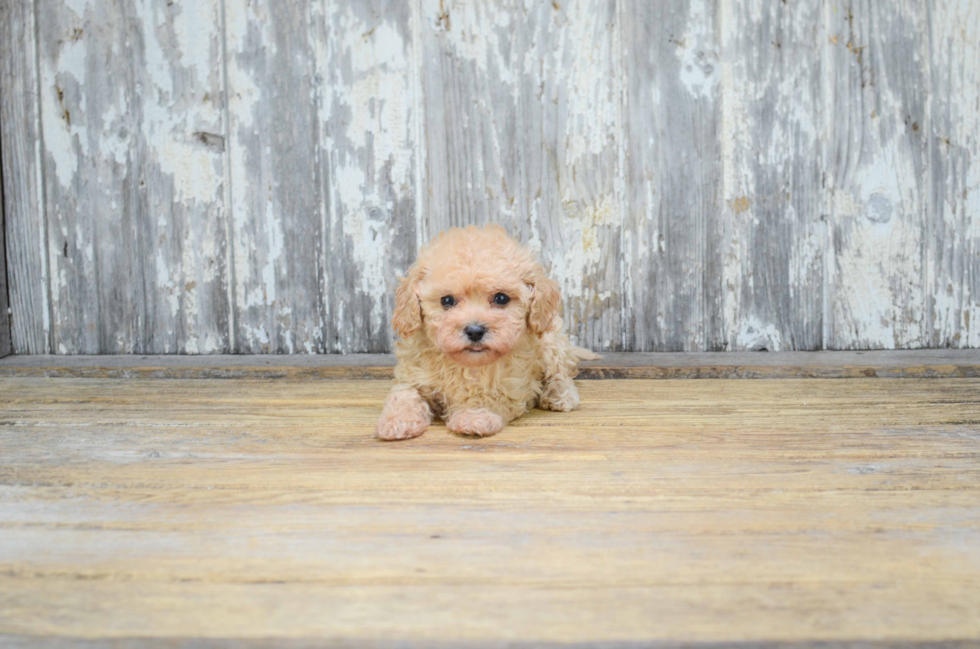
464, 324, 487, 342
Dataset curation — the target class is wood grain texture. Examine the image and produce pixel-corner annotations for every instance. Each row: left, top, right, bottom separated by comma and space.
825, 0, 930, 349
2, 641, 979, 649
624, 0, 723, 352
0, 160, 9, 358
520, 0, 624, 352
419, 0, 523, 235
720, 0, 825, 351
928, 3, 980, 348
1, 377, 979, 643
1, 0, 50, 354
133, 0, 231, 354
37, 0, 144, 353
317, 0, 419, 353
4, 641, 980, 649
33, 0, 231, 354
225, 0, 323, 353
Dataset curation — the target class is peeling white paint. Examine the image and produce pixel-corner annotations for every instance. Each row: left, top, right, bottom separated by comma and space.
833, 214, 925, 347
158, 140, 222, 204
927, 0, 980, 348
224, 0, 263, 132
832, 118, 925, 347
13, 0, 980, 354
244, 325, 270, 346
321, 2, 418, 350
552, 195, 616, 304
736, 317, 783, 351
719, 0, 827, 351
559, 7, 618, 162
172, 1, 216, 85
677, 0, 720, 100
789, 228, 822, 291
441, 1, 516, 92
260, 199, 283, 307
41, 37, 89, 188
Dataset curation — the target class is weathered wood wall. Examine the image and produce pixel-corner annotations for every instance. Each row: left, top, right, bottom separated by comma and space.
0, 152, 9, 358
2, 0, 978, 354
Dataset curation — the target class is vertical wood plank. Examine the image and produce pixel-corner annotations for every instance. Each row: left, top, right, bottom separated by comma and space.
36, 0, 228, 354
133, 0, 231, 354
624, 0, 723, 351
518, 0, 624, 351
825, 0, 930, 349
225, 0, 324, 353
419, 0, 526, 236
37, 0, 145, 353
0, 161, 9, 358
316, 0, 419, 353
928, 3, 980, 348
719, 0, 826, 351
0, 0, 50, 354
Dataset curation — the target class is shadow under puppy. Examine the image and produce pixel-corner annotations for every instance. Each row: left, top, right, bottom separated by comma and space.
376, 225, 599, 440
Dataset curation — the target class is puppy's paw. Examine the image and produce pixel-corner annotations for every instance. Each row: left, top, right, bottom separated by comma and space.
539, 379, 580, 412
447, 408, 504, 437
376, 389, 432, 441
376, 415, 428, 440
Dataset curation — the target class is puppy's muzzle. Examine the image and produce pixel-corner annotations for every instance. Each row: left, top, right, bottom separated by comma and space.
464, 324, 487, 343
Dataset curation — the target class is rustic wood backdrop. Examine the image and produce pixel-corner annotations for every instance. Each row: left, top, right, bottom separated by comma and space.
1, 0, 978, 354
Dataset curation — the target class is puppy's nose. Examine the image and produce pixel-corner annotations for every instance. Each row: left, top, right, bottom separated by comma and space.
464, 324, 487, 342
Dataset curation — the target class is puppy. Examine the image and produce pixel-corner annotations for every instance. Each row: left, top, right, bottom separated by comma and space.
376, 225, 598, 440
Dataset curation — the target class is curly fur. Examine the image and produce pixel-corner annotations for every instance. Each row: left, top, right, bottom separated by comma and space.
376, 225, 599, 440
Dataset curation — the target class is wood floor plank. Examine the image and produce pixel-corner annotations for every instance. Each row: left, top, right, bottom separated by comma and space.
0, 378, 978, 645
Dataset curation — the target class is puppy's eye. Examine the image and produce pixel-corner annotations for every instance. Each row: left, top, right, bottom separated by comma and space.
441, 295, 456, 308
493, 293, 510, 306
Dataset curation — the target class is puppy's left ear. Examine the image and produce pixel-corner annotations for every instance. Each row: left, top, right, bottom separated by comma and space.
526, 266, 561, 336
392, 263, 425, 339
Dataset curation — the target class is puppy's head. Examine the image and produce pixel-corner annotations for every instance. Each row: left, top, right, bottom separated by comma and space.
392, 225, 560, 367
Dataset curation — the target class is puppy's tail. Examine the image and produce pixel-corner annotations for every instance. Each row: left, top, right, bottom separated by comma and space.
573, 346, 601, 361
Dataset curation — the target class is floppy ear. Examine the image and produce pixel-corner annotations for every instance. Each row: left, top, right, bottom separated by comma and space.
391, 263, 425, 339
526, 267, 561, 336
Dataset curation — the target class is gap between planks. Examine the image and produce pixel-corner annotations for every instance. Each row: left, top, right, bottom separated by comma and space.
1, 350, 979, 380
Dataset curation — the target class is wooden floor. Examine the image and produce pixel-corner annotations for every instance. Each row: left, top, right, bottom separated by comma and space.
1, 376, 979, 647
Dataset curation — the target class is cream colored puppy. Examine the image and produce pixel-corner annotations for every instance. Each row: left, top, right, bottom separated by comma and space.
376, 225, 598, 440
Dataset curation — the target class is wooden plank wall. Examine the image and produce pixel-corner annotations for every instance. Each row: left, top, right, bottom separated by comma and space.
0, 149, 9, 358
1, 0, 978, 354
1, 1, 48, 356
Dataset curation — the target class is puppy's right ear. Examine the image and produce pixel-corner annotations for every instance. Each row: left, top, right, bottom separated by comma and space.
392, 263, 425, 338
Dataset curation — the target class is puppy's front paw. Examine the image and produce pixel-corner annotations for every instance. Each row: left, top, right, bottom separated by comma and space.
539, 379, 580, 412
376, 389, 432, 441
447, 408, 504, 437
376, 415, 428, 440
